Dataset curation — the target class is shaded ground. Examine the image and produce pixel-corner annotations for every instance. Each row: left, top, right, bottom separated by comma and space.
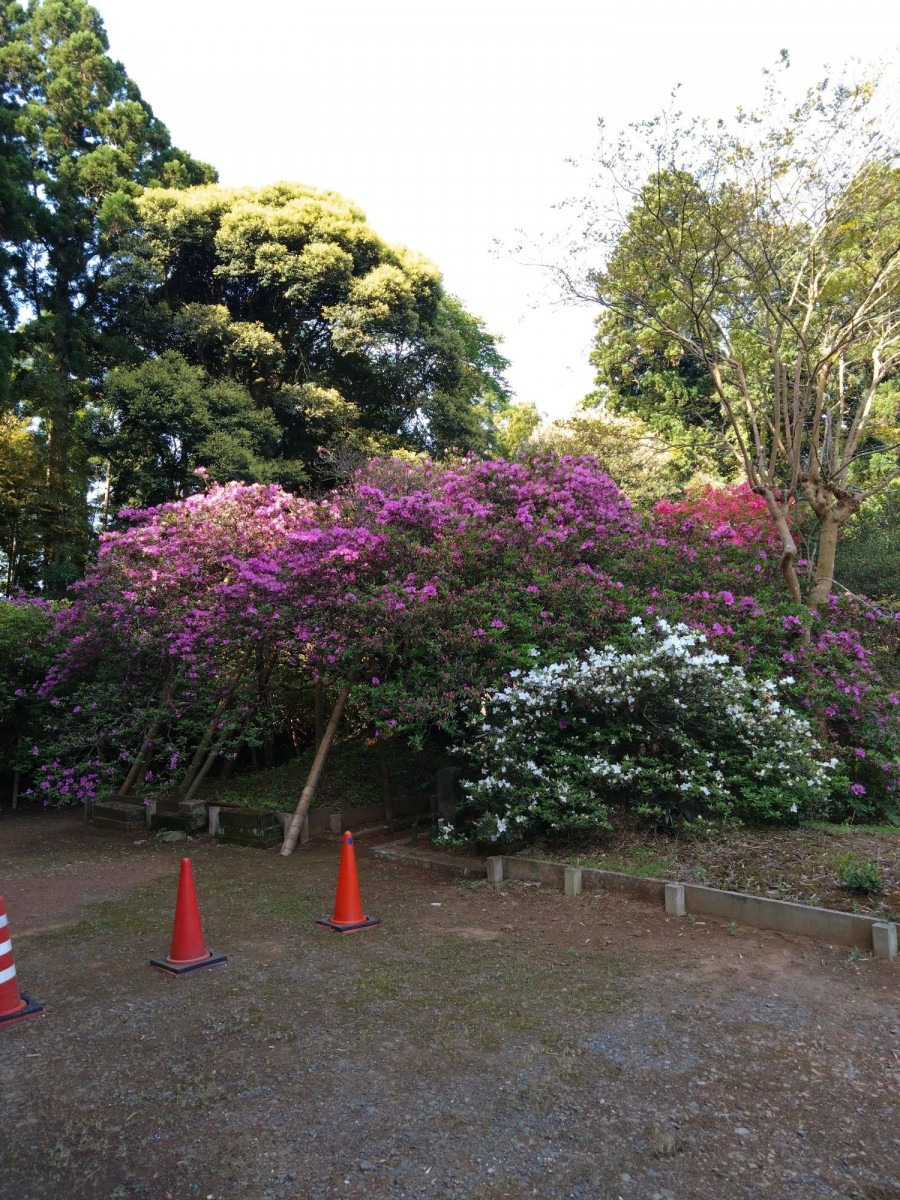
197, 738, 437, 813
1, 809, 899, 1200
562, 820, 900, 920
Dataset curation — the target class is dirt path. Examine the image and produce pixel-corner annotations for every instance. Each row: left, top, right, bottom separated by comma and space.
0, 809, 173, 936
1, 810, 899, 1200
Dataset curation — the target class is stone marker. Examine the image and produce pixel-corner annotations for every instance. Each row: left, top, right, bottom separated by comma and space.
486, 856, 504, 889
665, 882, 686, 917
564, 866, 583, 898
872, 921, 898, 960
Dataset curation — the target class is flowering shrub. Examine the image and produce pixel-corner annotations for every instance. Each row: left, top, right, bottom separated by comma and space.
20, 464, 900, 827
652, 482, 780, 548
452, 619, 845, 842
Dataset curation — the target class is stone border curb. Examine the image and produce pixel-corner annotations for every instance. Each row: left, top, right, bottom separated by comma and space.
371, 842, 898, 959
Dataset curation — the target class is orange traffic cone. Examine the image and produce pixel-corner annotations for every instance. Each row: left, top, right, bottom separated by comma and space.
0, 897, 44, 1027
150, 858, 227, 976
316, 831, 381, 933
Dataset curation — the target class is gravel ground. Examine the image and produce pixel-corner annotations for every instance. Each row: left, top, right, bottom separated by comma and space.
1, 809, 899, 1200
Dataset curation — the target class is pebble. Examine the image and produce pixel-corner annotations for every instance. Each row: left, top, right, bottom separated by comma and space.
734, 1127, 750, 1136
161, 830, 186, 843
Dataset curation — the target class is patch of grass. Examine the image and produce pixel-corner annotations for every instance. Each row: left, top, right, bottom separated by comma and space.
806, 820, 900, 836
570, 843, 677, 878
835, 853, 883, 895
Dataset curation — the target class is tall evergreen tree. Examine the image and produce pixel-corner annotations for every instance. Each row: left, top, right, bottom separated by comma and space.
0, 0, 215, 593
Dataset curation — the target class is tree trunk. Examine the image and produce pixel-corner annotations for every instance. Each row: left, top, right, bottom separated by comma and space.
807, 511, 842, 611
11, 770, 19, 810
377, 737, 393, 823
314, 679, 325, 749
118, 719, 161, 796
280, 682, 353, 856
102, 460, 112, 532
221, 743, 243, 780
181, 735, 231, 803
177, 673, 244, 796
758, 487, 803, 606
5, 517, 17, 595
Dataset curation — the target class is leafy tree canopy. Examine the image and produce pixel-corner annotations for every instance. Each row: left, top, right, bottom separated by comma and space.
564, 58, 900, 611
100, 182, 510, 511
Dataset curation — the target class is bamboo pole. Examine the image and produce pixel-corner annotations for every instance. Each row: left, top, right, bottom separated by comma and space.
280, 682, 353, 856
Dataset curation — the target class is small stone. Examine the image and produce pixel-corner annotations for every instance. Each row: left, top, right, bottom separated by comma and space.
161, 830, 186, 843
734, 1127, 750, 1137
359, 1162, 376, 1171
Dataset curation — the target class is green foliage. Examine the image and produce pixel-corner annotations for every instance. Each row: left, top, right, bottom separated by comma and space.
494, 402, 541, 458
526, 405, 695, 510
836, 480, 900, 605
835, 854, 883, 895
589, 315, 729, 482
0, 599, 59, 781
1, 0, 216, 592
203, 735, 434, 813
98, 351, 293, 507
100, 183, 510, 513
0, 413, 44, 593
580, 66, 900, 609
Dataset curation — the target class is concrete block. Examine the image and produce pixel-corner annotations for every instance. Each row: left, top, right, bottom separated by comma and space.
665, 882, 686, 917
501, 857, 567, 889
144, 799, 156, 829
328, 812, 342, 834
208, 805, 220, 837
90, 800, 146, 832
564, 866, 583, 898
873, 921, 898, 960
486, 856, 504, 889
683, 883, 874, 949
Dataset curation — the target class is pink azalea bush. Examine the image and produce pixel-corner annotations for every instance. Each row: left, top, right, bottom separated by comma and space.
17, 460, 900, 829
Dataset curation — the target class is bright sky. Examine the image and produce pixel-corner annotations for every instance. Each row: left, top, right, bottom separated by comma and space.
98, 0, 899, 420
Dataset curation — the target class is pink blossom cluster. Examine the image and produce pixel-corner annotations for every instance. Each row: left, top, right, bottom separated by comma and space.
24, 463, 900, 821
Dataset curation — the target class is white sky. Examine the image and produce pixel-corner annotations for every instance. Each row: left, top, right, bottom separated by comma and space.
98, 0, 900, 419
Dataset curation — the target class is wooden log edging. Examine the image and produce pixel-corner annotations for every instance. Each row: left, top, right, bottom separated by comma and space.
370, 843, 898, 959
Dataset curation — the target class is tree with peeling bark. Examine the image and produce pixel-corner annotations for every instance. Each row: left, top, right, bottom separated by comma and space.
571, 57, 900, 611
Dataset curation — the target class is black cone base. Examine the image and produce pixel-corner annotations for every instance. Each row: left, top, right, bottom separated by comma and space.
0, 993, 44, 1026
150, 951, 227, 977
315, 916, 381, 934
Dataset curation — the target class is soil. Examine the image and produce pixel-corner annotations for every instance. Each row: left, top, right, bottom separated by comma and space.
559, 819, 900, 920
1, 807, 899, 1200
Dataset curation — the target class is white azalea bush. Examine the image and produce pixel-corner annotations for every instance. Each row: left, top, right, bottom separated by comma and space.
450, 618, 844, 842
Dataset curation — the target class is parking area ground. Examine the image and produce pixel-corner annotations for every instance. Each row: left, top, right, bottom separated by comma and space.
1, 810, 899, 1200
